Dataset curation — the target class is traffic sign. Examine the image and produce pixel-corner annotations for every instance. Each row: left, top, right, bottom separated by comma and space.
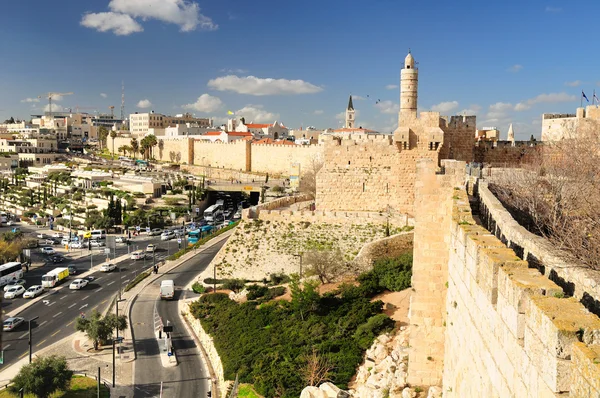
136, 226, 140, 231
146, 227, 150, 233
177, 238, 182, 244
195, 207, 200, 214
104, 248, 110, 254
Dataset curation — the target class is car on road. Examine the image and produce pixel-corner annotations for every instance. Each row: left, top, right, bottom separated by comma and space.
172, 228, 185, 236
131, 250, 146, 260
3, 279, 26, 292
23, 285, 44, 298
100, 263, 117, 272
233, 209, 242, 220
115, 236, 126, 243
49, 255, 65, 264
160, 231, 175, 241
4, 285, 25, 299
68, 265, 78, 275
69, 278, 89, 289
70, 241, 83, 249
146, 244, 157, 253
36, 233, 46, 239
148, 228, 163, 236
52, 232, 63, 238
6, 220, 15, 226
223, 209, 233, 220
40, 247, 56, 255
44, 238, 60, 245
90, 240, 105, 247
3, 317, 24, 331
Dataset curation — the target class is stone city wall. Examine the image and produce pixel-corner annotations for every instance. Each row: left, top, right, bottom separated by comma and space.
243, 194, 313, 219
473, 141, 541, 166
441, 187, 600, 397
193, 140, 250, 171
250, 143, 323, 176
352, 232, 413, 273
475, 179, 600, 317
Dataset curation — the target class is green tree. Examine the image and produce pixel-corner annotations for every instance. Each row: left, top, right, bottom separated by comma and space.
11, 355, 73, 398
130, 138, 139, 160
303, 248, 345, 284
289, 274, 320, 321
98, 126, 109, 150
75, 310, 127, 350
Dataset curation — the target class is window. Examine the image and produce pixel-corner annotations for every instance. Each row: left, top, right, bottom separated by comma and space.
362, 182, 366, 192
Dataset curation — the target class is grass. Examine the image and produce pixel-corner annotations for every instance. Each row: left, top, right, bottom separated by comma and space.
0, 375, 110, 398
124, 270, 151, 292
237, 384, 262, 398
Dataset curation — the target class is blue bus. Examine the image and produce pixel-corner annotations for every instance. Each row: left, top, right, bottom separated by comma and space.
188, 226, 215, 245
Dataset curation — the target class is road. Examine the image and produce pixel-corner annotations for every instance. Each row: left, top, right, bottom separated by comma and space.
0, 232, 186, 370
132, 240, 225, 398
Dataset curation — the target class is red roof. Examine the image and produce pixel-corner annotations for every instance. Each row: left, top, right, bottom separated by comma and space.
227, 131, 252, 137
245, 123, 271, 129
333, 127, 378, 133
253, 138, 296, 145
203, 131, 223, 136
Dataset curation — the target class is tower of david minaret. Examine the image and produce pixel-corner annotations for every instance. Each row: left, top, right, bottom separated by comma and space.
399, 50, 418, 125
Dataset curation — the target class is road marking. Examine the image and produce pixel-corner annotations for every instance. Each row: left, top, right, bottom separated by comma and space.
50, 330, 61, 337
66, 321, 74, 327
19, 351, 27, 359
107, 281, 115, 286
3, 344, 10, 349
100, 299, 107, 305
96, 287, 103, 292
68, 303, 76, 309
53, 312, 62, 318
82, 296, 89, 301
39, 321, 47, 327
36, 339, 47, 347
130, 271, 136, 275
60, 295, 67, 300
48, 301, 56, 306
91, 306, 98, 312
123, 279, 130, 284
79, 304, 88, 310
18, 332, 28, 339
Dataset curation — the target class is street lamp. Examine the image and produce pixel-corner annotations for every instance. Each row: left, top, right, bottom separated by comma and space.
28, 316, 39, 363
292, 254, 303, 278
114, 295, 125, 341
112, 336, 123, 387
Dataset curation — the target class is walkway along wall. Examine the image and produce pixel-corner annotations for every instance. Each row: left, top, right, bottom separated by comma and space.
410, 161, 600, 396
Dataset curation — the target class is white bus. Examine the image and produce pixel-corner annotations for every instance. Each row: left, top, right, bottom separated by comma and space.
0, 262, 23, 286
203, 204, 223, 223
0, 212, 7, 224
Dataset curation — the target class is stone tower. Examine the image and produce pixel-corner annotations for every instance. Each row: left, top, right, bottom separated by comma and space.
507, 123, 515, 145
345, 95, 355, 128
399, 50, 418, 123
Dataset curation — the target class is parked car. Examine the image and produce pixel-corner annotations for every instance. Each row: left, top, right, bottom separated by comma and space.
149, 228, 163, 236
68, 265, 78, 275
40, 247, 56, 255
100, 263, 117, 272
131, 250, 146, 260
23, 285, 44, 299
49, 255, 65, 264
146, 244, 157, 253
3, 317, 25, 331
69, 279, 89, 289
26, 240, 39, 248
4, 285, 25, 299
3, 279, 26, 292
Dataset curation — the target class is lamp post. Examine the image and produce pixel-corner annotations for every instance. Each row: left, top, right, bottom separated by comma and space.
115, 295, 125, 341
28, 316, 39, 363
293, 254, 303, 278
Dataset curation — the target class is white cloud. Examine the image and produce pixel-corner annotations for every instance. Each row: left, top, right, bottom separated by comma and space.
313, 110, 324, 115
182, 94, 222, 113
375, 100, 399, 114
565, 80, 582, 87
43, 104, 64, 112
219, 68, 247, 74
80, 12, 144, 36
507, 64, 523, 73
486, 102, 514, 119
514, 92, 576, 111
545, 6, 562, 13
108, 0, 217, 31
235, 105, 279, 123
137, 99, 153, 109
207, 75, 323, 96
459, 104, 481, 115
100, 93, 108, 98
21, 98, 40, 103
352, 95, 366, 100
385, 84, 398, 90
431, 100, 459, 113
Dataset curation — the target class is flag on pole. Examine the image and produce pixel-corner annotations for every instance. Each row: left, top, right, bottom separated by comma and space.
227, 110, 234, 115
594, 90, 599, 105
582, 90, 590, 102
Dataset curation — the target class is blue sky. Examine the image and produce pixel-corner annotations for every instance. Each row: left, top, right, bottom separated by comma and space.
0, 0, 597, 140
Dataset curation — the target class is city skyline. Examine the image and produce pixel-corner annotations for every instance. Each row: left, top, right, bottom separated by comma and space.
1, 0, 598, 139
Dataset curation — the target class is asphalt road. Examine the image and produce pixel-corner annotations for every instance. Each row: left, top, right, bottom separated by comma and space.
132, 240, 225, 398
0, 233, 187, 370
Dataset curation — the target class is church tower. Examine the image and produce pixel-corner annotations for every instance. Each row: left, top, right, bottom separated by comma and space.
345, 95, 355, 128
399, 50, 418, 123
507, 123, 515, 145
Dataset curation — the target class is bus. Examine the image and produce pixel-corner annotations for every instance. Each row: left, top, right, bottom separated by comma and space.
0, 212, 7, 224
0, 262, 24, 287
203, 204, 223, 223
188, 230, 201, 245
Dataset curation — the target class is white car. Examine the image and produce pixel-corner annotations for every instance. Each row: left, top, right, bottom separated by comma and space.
52, 232, 63, 238
115, 236, 126, 243
36, 233, 46, 239
131, 250, 146, 260
3, 279, 26, 292
3, 317, 24, 331
70, 241, 83, 249
40, 247, 56, 255
69, 279, 89, 289
160, 231, 174, 241
23, 285, 44, 298
146, 244, 157, 253
6, 220, 15, 226
100, 263, 117, 272
90, 240, 105, 247
4, 285, 25, 299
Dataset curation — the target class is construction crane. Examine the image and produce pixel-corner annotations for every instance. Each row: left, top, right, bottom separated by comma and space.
69, 105, 97, 114
109, 106, 115, 118
37, 92, 73, 115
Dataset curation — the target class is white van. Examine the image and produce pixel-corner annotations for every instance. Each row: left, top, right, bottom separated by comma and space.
90, 230, 106, 240
131, 250, 146, 260
160, 280, 174, 300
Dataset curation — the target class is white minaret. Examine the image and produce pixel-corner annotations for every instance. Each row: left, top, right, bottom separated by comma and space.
507, 123, 515, 145
345, 95, 355, 128
399, 50, 418, 123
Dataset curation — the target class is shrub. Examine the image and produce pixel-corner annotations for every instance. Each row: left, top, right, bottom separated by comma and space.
11, 355, 73, 398
358, 253, 413, 295
269, 273, 290, 286
192, 282, 206, 294
124, 270, 151, 292
222, 278, 246, 293
246, 284, 269, 300
353, 314, 395, 349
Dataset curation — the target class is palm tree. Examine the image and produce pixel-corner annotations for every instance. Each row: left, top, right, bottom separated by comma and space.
130, 138, 139, 160
145, 135, 158, 160
110, 131, 117, 160
158, 139, 164, 160
118, 145, 126, 157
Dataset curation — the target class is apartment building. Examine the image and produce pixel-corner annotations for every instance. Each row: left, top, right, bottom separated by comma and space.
129, 111, 165, 134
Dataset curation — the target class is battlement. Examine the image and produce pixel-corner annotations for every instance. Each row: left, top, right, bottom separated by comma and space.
447, 115, 477, 128
475, 140, 541, 149
543, 113, 576, 120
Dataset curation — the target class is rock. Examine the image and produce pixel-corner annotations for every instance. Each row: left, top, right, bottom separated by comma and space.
300, 386, 328, 398
336, 390, 351, 398
401, 387, 416, 398
378, 334, 391, 345
427, 386, 442, 398
319, 382, 341, 397
372, 343, 388, 361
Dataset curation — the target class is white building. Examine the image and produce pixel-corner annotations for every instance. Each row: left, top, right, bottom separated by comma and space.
196, 131, 252, 143
234, 120, 289, 139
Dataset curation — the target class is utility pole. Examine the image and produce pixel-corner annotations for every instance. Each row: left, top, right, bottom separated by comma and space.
115, 295, 125, 341
97, 367, 101, 398
28, 316, 39, 363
